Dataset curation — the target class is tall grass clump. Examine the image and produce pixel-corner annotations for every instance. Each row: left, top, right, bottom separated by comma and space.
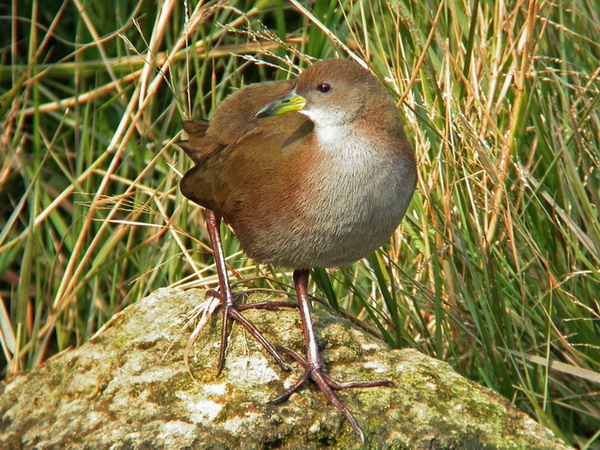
0, 0, 598, 446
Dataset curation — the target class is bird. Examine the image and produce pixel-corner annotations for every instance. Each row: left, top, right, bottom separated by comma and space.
177, 58, 417, 442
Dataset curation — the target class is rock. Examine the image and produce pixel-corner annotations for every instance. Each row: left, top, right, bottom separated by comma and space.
0, 288, 567, 448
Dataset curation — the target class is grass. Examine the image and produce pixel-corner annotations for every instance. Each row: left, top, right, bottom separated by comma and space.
1, 0, 598, 446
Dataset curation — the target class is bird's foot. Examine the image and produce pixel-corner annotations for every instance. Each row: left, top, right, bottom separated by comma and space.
270, 346, 395, 443
205, 289, 296, 374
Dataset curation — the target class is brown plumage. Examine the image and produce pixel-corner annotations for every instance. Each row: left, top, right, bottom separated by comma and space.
178, 59, 416, 442
178, 80, 294, 164
180, 60, 415, 269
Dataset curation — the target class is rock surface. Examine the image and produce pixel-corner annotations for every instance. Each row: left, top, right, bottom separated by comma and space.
0, 288, 567, 449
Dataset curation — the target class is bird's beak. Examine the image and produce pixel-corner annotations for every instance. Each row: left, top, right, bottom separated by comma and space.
255, 90, 307, 118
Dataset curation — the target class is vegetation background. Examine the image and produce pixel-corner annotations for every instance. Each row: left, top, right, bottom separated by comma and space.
1, 0, 598, 446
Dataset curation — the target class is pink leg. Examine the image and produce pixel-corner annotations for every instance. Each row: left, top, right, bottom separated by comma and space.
204, 209, 292, 373
270, 269, 394, 444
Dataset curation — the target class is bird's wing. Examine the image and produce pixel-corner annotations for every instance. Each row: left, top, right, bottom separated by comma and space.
176, 80, 295, 165
176, 120, 219, 164
207, 80, 295, 145
180, 110, 314, 222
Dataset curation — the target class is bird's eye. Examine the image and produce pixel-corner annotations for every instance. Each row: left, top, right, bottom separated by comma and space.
317, 83, 331, 93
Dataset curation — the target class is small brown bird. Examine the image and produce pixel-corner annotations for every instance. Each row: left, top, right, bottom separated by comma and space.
178, 58, 416, 441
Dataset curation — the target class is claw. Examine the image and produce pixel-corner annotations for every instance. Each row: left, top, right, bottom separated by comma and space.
278, 269, 394, 444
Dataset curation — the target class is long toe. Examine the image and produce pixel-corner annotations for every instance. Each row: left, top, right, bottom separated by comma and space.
214, 301, 292, 373
272, 361, 393, 444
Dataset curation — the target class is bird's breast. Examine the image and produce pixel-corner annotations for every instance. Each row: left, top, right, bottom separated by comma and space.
236, 134, 415, 269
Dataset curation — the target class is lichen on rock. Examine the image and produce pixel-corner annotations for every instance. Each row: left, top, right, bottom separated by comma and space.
0, 288, 568, 449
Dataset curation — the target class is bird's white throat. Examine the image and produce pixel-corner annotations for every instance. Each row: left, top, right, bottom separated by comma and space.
300, 109, 378, 169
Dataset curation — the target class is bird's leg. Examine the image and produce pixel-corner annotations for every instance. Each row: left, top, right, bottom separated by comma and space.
204, 209, 292, 373
270, 269, 394, 443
